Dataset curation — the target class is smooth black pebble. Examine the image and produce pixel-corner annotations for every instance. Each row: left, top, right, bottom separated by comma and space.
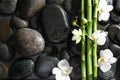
41, 5, 69, 43
10, 58, 34, 79
35, 54, 58, 78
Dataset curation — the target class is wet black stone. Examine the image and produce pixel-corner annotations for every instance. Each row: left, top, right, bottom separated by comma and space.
10, 58, 34, 79
10, 16, 29, 31
109, 43, 120, 57
98, 63, 116, 80
0, 62, 8, 79
98, 23, 109, 31
69, 57, 81, 80
108, 24, 120, 44
46, 0, 64, 4
115, 0, 120, 13
0, 42, 13, 60
0, 0, 17, 14
63, 0, 80, 14
117, 31, 120, 42
47, 46, 58, 57
35, 54, 58, 78
110, 11, 120, 24
42, 5, 69, 43
17, 0, 46, 19
116, 58, 120, 80
59, 48, 70, 60
15, 28, 45, 57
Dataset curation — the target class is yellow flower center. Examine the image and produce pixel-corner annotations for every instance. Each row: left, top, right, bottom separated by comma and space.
99, 8, 104, 14
65, 68, 69, 76
100, 57, 105, 63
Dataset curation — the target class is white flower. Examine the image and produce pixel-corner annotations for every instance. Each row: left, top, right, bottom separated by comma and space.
98, 0, 113, 21
52, 59, 73, 80
72, 29, 82, 44
98, 49, 117, 72
92, 30, 108, 45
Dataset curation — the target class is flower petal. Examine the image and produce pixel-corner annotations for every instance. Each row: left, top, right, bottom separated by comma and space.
106, 5, 113, 12
99, 12, 110, 21
72, 29, 79, 35
76, 38, 81, 44
97, 36, 106, 45
99, 62, 111, 72
100, 49, 113, 59
52, 67, 62, 75
56, 74, 70, 80
107, 57, 117, 64
72, 35, 77, 41
58, 59, 69, 70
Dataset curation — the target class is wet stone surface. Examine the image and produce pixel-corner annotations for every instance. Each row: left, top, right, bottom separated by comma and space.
41, 5, 69, 43
15, 28, 45, 57
0, 0, 120, 79
10, 58, 34, 79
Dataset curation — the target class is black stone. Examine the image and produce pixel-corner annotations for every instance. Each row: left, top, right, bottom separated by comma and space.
15, 28, 45, 57
109, 43, 120, 58
0, 0, 17, 14
17, 0, 46, 19
110, 11, 120, 24
46, 0, 64, 4
115, 0, 120, 13
10, 58, 34, 79
68, 37, 81, 56
0, 42, 13, 60
35, 54, 58, 78
10, 16, 29, 31
59, 48, 70, 60
117, 31, 120, 42
63, 0, 80, 14
0, 62, 8, 79
30, 16, 38, 29
69, 57, 81, 80
98, 63, 116, 80
107, 24, 120, 44
41, 5, 69, 43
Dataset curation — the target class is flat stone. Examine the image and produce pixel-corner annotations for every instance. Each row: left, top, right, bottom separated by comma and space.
35, 54, 58, 78
17, 0, 46, 19
10, 16, 29, 31
30, 16, 38, 29
115, 0, 120, 13
63, 0, 80, 14
41, 5, 69, 43
0, 18, 13, 42
10, 58, 34, 79
46, 0, 64, 4
0, 42, 13, 60
110, 11, 120, 24
0, 0, 17, 14
116, 31, 120, 43
0, 62, 8, 79
15, 28, 45, 57
108, 24, 120, 44
109, 43, 120, 57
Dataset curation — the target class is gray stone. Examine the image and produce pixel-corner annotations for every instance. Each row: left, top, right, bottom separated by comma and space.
110, 11, 120, 24
47, 0, 64, 4
115, 0, 120, 13
15, 28, 45, 57
0, 0, 17, 14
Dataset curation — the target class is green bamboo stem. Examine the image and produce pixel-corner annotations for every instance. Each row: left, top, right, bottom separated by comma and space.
93, 0, 98, 79
81, 0, 86, 80
86, 0, 93, 79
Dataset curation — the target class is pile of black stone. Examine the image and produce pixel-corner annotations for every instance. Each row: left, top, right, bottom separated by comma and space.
0, 0, 120, 80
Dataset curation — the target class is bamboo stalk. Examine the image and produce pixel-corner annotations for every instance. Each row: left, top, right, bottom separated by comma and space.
93, 0, 98, 79
81, 0, 86, 80
86, 0, 93, 79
